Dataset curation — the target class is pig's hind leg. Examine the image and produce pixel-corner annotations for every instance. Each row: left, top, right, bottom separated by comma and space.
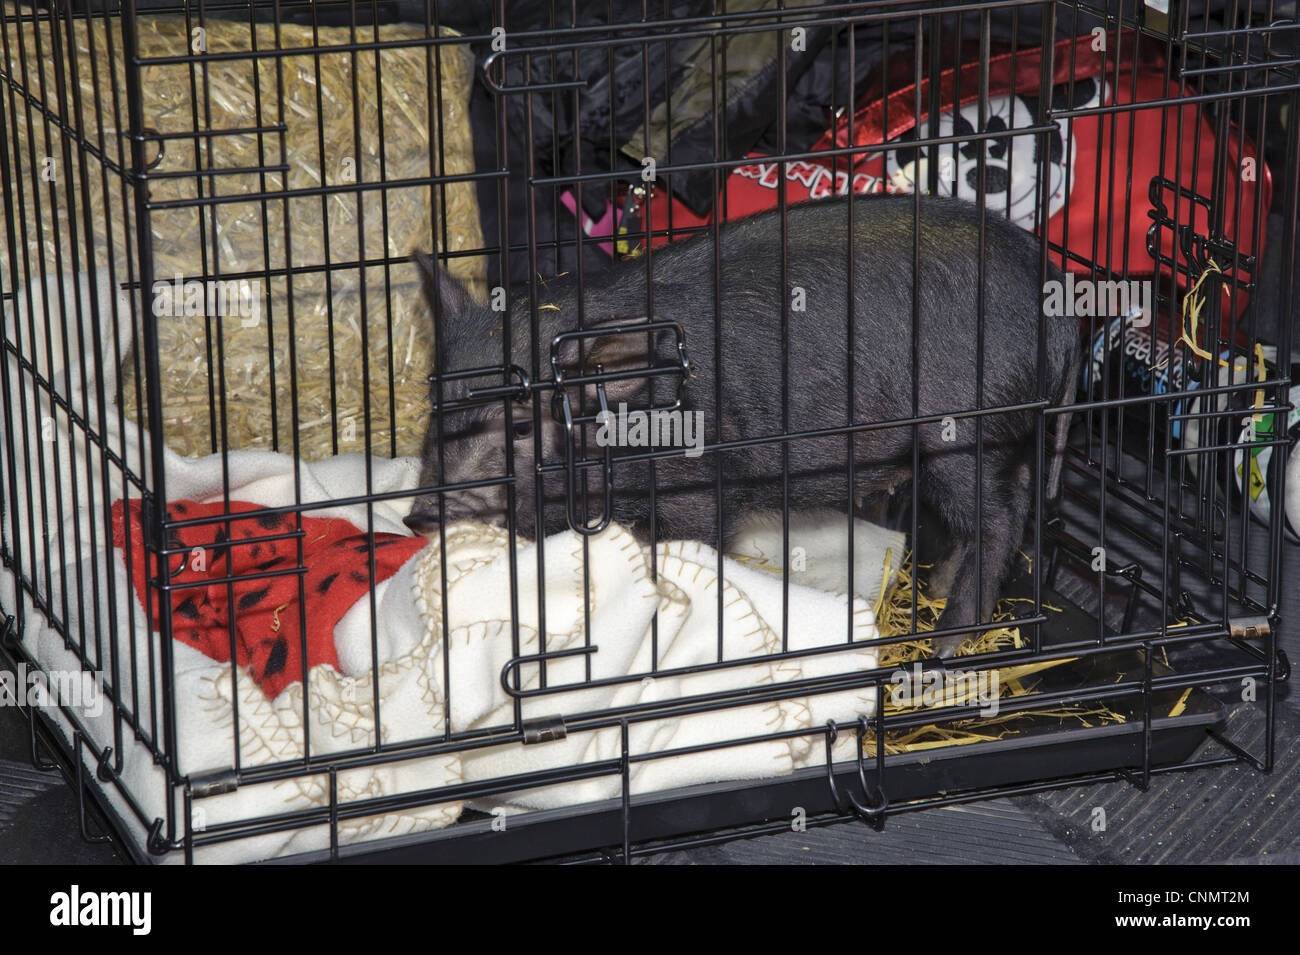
923, 447, 1033, 658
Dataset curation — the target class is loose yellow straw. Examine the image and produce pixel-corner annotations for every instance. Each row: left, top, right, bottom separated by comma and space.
1177, 259, 1268, 422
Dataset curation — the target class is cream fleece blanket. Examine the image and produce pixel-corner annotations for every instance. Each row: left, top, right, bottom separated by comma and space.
406, 521, 883, 813
1, 269, 894, 862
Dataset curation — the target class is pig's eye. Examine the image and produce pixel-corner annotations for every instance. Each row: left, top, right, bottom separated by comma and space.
511, 419, 534, 439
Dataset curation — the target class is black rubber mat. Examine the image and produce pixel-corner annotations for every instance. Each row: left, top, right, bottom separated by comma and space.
0, 758, 58, 828
642, 799, 1083, 864
1021, 703, 1300, 865
0, 709, 124, 865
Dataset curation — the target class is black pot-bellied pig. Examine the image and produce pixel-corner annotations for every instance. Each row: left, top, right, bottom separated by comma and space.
406, 194, 1079, 657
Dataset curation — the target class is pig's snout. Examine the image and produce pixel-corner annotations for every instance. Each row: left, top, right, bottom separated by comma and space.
404, 487, 509, 536
403, 511, 440, 536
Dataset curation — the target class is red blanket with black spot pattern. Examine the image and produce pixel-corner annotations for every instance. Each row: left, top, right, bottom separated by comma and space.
110, 499, 427, 699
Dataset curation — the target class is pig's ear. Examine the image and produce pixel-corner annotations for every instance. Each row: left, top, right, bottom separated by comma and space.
412, 251, 475, 321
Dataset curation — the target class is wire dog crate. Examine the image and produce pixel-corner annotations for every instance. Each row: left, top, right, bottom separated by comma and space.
0, 0, 1295, 864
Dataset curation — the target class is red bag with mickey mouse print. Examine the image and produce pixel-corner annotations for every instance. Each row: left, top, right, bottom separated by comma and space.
643, 32, 1270, 319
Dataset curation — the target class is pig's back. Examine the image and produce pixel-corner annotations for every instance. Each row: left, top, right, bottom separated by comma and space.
571, 194, 1070, 440
731, 195, 1065, 436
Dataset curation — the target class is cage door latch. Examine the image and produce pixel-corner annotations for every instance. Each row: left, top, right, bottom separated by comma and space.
554, 371, 616, 536
549, 321, 693, 536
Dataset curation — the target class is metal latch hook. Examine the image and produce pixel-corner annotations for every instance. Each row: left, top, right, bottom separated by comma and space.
824, 716, 888, 830
554, 366, 615, 536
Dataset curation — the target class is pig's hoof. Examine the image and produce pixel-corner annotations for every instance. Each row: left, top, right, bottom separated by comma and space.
931, 634, 965, 659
